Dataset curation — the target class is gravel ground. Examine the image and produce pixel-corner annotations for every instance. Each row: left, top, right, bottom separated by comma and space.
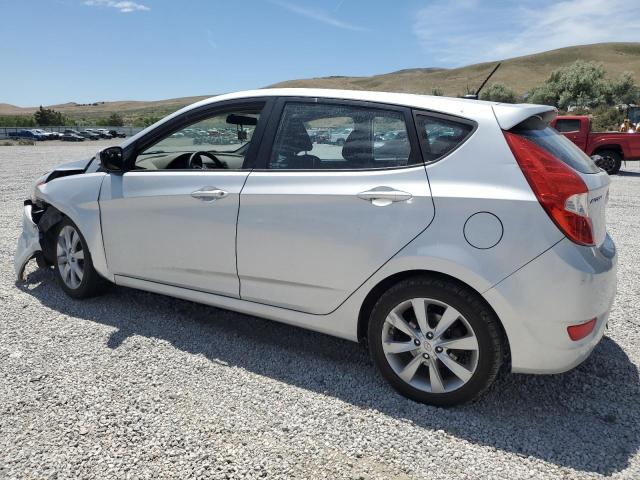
1, 142, 639, 479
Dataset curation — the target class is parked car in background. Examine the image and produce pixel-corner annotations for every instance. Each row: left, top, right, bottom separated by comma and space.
83, 128, 109, 139
551, 115, 640, 174
108, 129, 127, 138
330, 128, 353, 145
32, 129, 57, 140
16, 89, 617, 406
95, 128, 113, 139
83, 129, 100, 138
8, 129, 47, 141
61, 132, 85, 142
78, 130, 100, 140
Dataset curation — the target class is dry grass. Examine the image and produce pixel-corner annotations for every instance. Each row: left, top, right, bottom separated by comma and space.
270, 43, 640, 97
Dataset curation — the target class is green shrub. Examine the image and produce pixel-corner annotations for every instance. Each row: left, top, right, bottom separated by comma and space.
480, 83, 518, 103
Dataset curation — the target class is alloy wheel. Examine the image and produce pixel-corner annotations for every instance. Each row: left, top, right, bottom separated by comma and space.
381, 298, 479, 393
56, 225, 85, 289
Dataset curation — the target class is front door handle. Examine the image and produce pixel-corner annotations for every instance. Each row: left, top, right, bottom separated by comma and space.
191, 187, 229, 201
357, 187, 413, 206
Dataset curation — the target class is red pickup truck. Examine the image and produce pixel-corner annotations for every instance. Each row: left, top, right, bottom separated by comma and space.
550, 115, 640, 174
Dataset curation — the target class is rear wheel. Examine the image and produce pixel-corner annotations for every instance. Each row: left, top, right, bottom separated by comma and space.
54, 218, 105, 298
368, 276, 504, 406
597, 150, 622, 174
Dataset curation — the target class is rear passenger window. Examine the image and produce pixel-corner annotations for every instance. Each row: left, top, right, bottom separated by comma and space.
268, 103, 413, 170
554, 119, 581, 132
415, 115, 474, 162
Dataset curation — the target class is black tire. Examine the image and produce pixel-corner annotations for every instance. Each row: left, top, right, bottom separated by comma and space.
597, 150, 622, 174
53, 218, 106, 299
368, 276, 504, 406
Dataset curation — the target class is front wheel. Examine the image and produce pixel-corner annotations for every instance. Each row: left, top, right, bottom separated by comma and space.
368, 276, 504, 406
54, 219, 106, 298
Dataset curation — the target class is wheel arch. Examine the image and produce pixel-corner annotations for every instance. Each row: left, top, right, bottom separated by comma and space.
592, 145, 623, 159
356, 269, 511, 363
35, 202, 66, 265
35, 173, 113, 281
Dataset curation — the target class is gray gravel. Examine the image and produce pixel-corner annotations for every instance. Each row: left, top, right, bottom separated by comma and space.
1, 141, 639, 479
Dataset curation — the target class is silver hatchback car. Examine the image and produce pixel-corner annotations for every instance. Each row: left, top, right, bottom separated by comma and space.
15, 89, 617, 406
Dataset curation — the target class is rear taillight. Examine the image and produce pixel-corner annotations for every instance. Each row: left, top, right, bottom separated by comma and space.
503, 131, 594, 246
567, 318, 597, 341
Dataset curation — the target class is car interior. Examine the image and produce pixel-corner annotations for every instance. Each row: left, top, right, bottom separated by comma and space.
268, 106, 412, 170
134, 109, 261, 171
418, 116, 474, 161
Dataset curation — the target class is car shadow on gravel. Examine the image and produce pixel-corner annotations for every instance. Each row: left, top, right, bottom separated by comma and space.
18, 268, 640, 476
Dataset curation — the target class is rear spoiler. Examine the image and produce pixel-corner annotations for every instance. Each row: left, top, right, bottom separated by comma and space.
492, 104, 557, 130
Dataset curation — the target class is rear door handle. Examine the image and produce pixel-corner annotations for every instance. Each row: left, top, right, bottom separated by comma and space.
191, 187, 229, 201
357, 187, 412, 206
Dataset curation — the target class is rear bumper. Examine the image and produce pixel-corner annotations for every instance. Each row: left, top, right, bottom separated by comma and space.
484, 234, 617, 374
15, 203, 42, 281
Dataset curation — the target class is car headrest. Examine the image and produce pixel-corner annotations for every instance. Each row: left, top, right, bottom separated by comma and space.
280, 118, 312, 153
342, 128, 372, 164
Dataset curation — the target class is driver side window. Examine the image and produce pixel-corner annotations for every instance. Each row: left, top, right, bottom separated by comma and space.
135, 105, 264, 171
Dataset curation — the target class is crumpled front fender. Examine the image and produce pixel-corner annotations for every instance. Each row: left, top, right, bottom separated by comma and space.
15, 203, 42, 281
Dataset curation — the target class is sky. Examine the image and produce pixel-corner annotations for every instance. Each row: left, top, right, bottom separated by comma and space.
1, 0, 638, 106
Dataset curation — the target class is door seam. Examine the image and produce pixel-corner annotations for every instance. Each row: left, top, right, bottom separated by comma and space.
235, 170, 252, 298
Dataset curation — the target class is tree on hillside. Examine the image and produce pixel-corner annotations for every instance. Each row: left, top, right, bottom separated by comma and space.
527, 60, 639, 109
133, 115, 161, 127
480, 83, 518, 103
107, 113, 124, 126
33, 106, 66, 126
97, 113, 124, 126
605, 72, 640, 105
0, 116, 36, 127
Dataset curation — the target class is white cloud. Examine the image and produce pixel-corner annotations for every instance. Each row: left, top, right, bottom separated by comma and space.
84, 0, 150, 13
269, 0, 367, 31
413, 0, 640, 66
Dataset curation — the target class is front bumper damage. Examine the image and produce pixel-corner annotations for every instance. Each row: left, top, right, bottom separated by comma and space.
15, 202, 43, 281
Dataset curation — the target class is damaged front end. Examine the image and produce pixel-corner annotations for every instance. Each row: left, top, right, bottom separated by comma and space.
15, 200, 64, 281
15, 157, 94, 281
15, 201, 42, 280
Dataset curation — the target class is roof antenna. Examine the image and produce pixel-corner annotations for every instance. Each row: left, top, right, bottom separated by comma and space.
464, 62, 501, 100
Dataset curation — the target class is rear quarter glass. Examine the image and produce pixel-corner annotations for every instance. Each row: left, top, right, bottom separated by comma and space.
511, 118, 599, 174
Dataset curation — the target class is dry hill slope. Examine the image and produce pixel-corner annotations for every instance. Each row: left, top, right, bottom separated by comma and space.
270, 43, 640, 96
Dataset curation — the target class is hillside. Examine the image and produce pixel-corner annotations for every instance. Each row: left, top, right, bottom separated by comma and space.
0, 96, 212, 122
1, 42, 639, 121
270, 43, 640, 96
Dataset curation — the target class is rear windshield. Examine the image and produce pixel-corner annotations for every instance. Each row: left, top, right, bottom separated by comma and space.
512, 119, 599, 174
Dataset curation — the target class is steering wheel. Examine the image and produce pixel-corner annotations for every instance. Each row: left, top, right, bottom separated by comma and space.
188, 151, 226, 169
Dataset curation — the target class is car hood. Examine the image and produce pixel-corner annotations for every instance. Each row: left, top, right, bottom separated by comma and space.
45, 157, 94, 181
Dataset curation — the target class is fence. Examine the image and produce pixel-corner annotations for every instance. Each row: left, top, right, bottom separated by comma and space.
0, 126, 144, 139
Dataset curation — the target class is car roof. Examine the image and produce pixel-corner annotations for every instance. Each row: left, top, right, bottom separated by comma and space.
124, 88, 557, 146
194, 87, 500, 112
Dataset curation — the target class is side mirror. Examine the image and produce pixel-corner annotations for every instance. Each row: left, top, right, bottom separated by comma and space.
99, 146, 125, 171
